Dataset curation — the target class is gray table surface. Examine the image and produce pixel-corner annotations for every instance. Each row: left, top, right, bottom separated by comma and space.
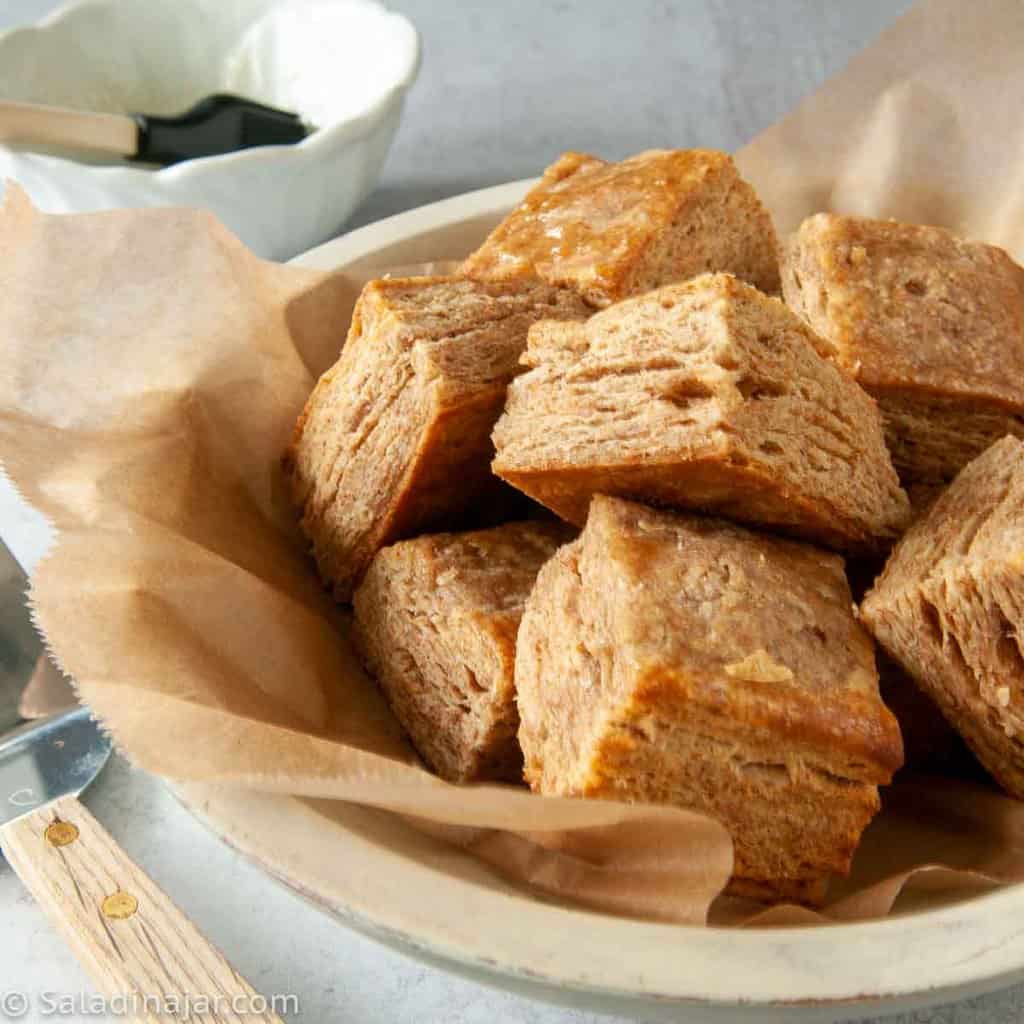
3, 1, 1023, 1021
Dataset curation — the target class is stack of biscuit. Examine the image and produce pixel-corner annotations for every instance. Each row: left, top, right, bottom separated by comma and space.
286, 148, 1024, 906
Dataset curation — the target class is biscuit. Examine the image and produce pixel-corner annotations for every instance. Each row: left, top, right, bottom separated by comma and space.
492, 273, 910, 554
463, 149, 780, 307
286, 275, 589, 600
862, 436, 1024, 796
516, 496, 903, 904
353, 521, 571, 782
783, 214, 1024, 485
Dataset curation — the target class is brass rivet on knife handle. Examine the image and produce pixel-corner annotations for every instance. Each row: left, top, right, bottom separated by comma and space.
45, 820, 79, 847
101, 890, 138, 920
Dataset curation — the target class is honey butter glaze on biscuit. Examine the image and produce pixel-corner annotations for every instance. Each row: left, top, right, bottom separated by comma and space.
492, 273, 911, 554
285, 275, 589, 601
462, 149, 780, 307
862, 437, 1024, 797
516, 496, 903, 904
353, 520, 572, 783
783, 213, 1024, 485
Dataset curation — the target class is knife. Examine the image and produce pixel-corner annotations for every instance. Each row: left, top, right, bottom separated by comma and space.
0, 538, 284, 1022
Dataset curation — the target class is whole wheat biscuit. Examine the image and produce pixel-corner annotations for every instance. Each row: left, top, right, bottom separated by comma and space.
492, 273, 910, 554
353, 520, 571, 782
285, 275, 588, 600
862, 436, 1024, 796
462, 149, 780, 307
783, 213, 1024, 485
516, 496, 903, 904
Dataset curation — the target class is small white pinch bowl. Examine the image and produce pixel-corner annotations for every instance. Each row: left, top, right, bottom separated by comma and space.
0, 0, 420, 258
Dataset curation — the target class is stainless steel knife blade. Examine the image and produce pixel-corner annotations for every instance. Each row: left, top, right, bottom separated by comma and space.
0, 706, 110, 828
0, 536, 108, 832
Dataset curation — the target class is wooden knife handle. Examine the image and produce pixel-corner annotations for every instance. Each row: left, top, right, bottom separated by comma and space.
0, 99, 137, 157
0, 795, 283, 1023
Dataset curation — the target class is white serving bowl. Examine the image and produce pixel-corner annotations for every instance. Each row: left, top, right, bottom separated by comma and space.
163, 181, 1024, 1024
0, 0, 420, 258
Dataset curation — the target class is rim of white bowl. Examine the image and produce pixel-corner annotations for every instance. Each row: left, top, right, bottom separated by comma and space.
278, 179, 1024, 1013
179, 779, 1024, 1016
292, 178, 538, 269
0, 0, 421, 178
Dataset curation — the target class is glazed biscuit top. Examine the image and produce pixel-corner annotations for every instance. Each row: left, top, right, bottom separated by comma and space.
785, 213, 1024, 403
464, 149, 739, 293
584, 496, 903, 776
590, 497, 868, 698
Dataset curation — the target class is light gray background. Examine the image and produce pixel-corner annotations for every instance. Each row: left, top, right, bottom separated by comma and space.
4, 1, 1023, 1022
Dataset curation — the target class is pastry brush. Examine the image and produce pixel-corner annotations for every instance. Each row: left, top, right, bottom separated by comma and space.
0, 93, 310, 165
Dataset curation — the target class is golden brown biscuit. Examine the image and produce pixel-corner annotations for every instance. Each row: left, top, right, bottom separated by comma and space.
862, 436, 1024, 796
516, 496, 903, 904
463, 149, 780, 307
353, 521, 571, 782
492, 273, 910, 555
285, 275, 589, 600
783, 214, 1024, 485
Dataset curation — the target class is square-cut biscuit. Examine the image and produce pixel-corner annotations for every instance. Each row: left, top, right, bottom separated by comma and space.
353, 521, 571, 782
462, 149, 780, 307
783, 214, 1024, 484
516, 496, 903, 904
492, 273, 910, 554
285, 275, 589, 600
861, 436, 1024, 796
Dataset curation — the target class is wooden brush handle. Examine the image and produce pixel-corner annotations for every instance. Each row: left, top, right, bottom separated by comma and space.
0, 99, 137, 157
0, 795, 283, 1023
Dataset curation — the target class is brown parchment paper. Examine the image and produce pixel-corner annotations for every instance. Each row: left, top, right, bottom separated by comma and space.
4, 0, 1024, 927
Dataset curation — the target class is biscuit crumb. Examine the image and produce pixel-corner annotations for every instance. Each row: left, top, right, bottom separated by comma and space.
724, 649, 794, 683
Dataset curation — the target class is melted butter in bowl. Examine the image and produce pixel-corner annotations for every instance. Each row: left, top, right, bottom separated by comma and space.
0, 0, 420, 257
